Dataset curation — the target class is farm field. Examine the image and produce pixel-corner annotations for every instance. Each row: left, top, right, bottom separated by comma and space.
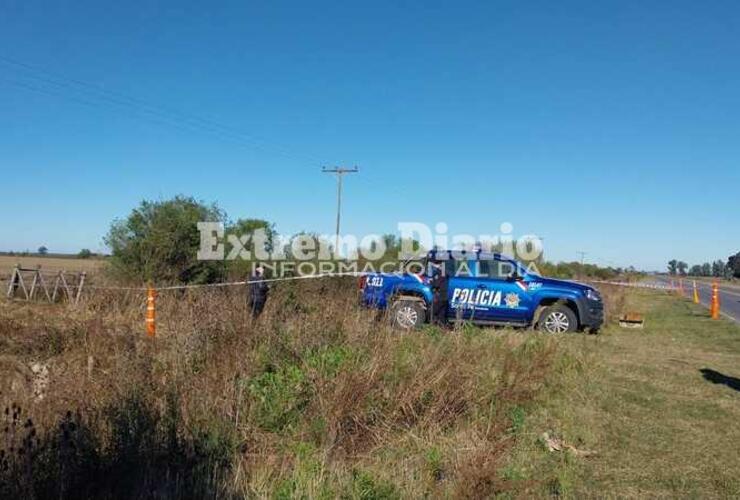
0, 255, 105, 277
1, 281, 738, 497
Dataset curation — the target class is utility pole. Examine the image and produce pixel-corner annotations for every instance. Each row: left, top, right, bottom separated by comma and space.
577, 251, 587, 267
322, 166, 358, 258
576, 251, 587, 279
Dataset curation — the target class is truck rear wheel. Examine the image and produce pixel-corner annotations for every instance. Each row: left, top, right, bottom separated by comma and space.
538, 305, 577, 334
389, 299, 426, 330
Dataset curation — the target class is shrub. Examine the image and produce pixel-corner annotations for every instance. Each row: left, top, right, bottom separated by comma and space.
104, 196, 225, 284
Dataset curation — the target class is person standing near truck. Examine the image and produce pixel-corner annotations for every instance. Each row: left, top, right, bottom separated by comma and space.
247, 264, 269, 319
429, 260, 448, 325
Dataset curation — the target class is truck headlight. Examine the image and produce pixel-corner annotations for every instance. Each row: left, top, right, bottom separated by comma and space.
585, 289, 601, 301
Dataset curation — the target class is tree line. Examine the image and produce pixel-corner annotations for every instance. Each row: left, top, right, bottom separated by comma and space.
104, 196, 628, 285
668, 254, 740, 278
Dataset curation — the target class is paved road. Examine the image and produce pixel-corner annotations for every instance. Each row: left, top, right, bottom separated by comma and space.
648, 277, 740, 323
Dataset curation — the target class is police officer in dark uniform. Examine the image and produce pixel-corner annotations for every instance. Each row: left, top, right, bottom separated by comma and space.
429, 260, 448, 325
247, 264, 269, 319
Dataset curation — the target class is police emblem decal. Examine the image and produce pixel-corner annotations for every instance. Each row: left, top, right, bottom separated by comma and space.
505, 293, 520, 308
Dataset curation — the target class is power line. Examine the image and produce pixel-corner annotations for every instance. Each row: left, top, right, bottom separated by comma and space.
3, 78, 212, 137
0, 55, 323, 164
322, 166, 359, 257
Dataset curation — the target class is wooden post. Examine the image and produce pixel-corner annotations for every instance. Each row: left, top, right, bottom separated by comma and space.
75, 272, 86, 306
59, 271, 73, 301
6, 266, 19, 298
29, 266, 39, 300
51, 272, 61, 302
37, 270, 51, 302
15, 267, 29, 300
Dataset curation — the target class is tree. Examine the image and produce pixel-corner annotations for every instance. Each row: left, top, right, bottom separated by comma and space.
668, 259, 678, 275
78, 249, 93, 259
701, 262, 712, 276
225, 218, 276, 258
677, 261, 688, 276
712, 260, 726, 278
689, 264, 702, 276
38, 246, 48, 255
729, 253, 740, 278
104, 196, 226, 284
282, 232, 332, 261
381, 233, 399, 257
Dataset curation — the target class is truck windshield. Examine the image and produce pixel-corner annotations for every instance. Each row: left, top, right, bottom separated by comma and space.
401, 258, 425, 274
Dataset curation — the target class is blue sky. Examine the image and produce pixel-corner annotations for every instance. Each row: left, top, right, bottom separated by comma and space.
1, 0, 738, 270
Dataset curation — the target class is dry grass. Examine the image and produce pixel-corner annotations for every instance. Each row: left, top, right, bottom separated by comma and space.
5, 277, 736, 498
593, 283, 627, 324
0, 277, 567, 498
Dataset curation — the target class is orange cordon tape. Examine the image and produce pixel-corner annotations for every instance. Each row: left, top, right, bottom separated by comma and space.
710, 281, 721, 320
146, 285, 156, 337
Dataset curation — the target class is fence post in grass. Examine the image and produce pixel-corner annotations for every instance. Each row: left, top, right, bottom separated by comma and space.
29, 266, 40, 300
7, 265, 19, 298
9, 265, 29, 300
146, 285, 157, 337
37, 269, 51, 302
59, 271, 73, 301
75, 272, 86, 306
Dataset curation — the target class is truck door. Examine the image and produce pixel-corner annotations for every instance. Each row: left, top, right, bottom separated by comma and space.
446, 259, 485, 321
477, 258, 533, 323
445, 257, 475, 321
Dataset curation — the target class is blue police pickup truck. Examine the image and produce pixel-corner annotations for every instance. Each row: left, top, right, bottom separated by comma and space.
359, 250, 603, 333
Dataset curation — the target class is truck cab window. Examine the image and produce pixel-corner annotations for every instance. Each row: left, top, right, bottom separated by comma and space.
453, 259, 473, 277
478, 259, 515, 279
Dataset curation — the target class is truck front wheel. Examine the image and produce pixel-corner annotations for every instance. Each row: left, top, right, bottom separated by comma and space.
538, 305, 578, 334
389, 299, 426, 330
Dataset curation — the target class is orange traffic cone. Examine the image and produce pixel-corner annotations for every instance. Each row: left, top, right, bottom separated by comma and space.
146, 285, 157, 337
692, 280, 699, 304
710, 281, 720, 320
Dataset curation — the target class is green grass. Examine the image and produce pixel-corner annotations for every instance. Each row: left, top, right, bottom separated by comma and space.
3, 282, 739, 498
508, 289, 740, 498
